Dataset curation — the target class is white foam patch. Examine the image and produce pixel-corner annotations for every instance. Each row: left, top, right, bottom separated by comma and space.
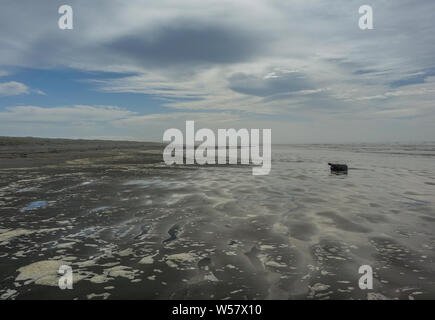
139, 251, 159, 265
204, 272, 219, 282
0, 289, 17, 300
57, 242, 76, 249
106, 265, 138, 280
16, 260, 79, 287
308, 283, 332, 298
0, 229, 33, 242
265, 260, 287, 268
89, 265, 139, 284
272, 222, 291, 234
118, 248, 134, 257
0, 228, 61, 244
367, 292, 389, 300
87, 293, 110, 300
165, 252, 197, 269
259, 245, 275, 250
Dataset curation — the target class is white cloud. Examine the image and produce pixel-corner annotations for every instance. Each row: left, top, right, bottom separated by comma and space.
1, 1, 435, 141
33, 89, 47, 96
0, 81, 29, 96
0, 105, 136, 123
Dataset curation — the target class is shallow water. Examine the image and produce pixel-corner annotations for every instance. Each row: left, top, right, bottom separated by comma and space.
1, 143, 435, 299
22, 201, 48, 212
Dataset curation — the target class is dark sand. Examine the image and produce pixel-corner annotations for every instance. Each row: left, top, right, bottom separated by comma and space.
1, 138, 435, 300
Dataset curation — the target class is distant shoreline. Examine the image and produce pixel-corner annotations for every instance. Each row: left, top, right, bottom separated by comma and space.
1, 136, 434, 147
0, 136, 164, 170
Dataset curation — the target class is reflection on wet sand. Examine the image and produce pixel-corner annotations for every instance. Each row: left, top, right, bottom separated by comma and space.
1, 138, 435, 299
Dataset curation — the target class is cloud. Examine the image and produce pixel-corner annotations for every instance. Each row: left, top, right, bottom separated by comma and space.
228, 71, 313, 97
105, 22, 265, 67
0, 105, 135, 123
0, 105, 245, 142
1, 0, 435, 141
112, 111, 241, 127
390, 69, 435, 88
33, 89, 47, 95
0, 81, 29, 96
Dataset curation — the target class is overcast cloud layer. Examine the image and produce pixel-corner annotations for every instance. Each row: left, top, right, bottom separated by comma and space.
0, 0, 434, 143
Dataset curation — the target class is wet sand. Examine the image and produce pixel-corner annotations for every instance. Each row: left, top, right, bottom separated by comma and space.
1, 138, 435, 300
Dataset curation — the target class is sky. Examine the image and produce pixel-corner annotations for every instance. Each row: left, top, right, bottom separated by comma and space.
0, 0, 434, 143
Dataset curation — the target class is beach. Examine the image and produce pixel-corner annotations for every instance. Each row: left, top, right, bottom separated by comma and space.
1, 138, 435, 300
